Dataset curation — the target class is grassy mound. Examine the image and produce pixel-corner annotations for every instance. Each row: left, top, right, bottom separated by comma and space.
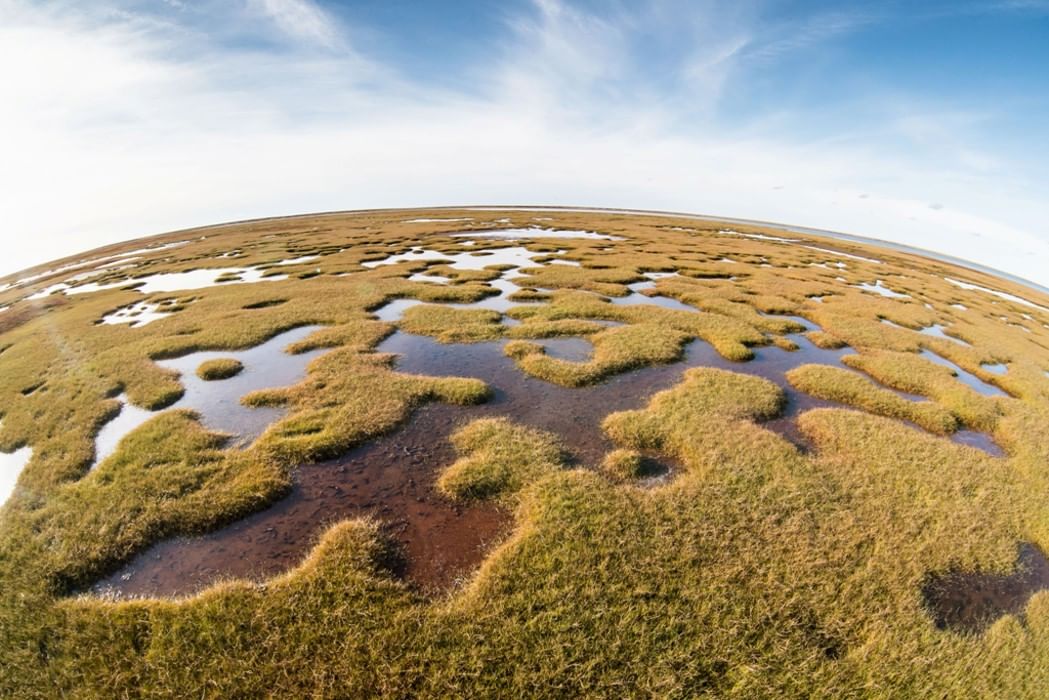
196, 357, 243, 380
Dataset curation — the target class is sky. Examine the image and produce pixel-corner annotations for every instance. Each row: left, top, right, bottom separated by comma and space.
2, 0, 1049, 286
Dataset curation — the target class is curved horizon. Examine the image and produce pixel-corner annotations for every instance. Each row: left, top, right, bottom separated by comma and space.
2, 1, 1048, 287
7, 204, 1048, 299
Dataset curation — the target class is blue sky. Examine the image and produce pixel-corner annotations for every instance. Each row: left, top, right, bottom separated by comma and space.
2, 0, 1049, 285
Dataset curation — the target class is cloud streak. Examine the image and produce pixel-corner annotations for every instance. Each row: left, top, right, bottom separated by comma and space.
248, 0, 341, 48
1, 0, 1047, 286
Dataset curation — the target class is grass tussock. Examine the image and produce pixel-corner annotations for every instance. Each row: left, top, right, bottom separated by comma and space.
511, 323, 688, 386
398, 304, 504, 343
243, 348, 489, 465
602, 366, 793, 477
787, 363, 959, 434
806, 330, 847, 349
842, 350, 1002, 432
195, 357, 243, 380
505, 318, 608, 339
599, 448, 645, 482
437, 417, 567, 501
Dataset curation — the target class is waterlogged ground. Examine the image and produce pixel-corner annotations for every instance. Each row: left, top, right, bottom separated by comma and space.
3, 208, 1049, 697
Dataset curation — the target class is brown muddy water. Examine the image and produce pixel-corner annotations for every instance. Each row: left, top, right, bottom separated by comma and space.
86, 308, 1006, 603
922, 543, 1049, 633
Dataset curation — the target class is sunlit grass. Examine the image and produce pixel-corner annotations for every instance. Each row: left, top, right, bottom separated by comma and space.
1, 207, 1049, 696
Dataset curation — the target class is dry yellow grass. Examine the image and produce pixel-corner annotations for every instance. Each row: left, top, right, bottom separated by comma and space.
437, 417, 567, 501
1, 207, 1049, 697
195, 357, 243, 380
786, 363, 959, 434
510, 323, 688, 386
398, 304, 504, 343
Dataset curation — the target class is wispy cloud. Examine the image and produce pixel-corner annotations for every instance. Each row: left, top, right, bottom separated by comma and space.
1, 0, 1047, 285
247, 0, 341, 48
740, 8, 877, 63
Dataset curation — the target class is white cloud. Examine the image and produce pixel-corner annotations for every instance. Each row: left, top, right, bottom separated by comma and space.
247, 0, 340, 48
0, 0, 1047, 288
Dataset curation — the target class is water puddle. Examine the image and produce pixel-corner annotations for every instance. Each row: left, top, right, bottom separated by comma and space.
981, 363, 1008, 376
610, 282, 697, 312
539, 337, 593, 362
89, 326, 326, 470
920, 324, 970, 346
4, 241, 189, 295
945, 278, 1049, 314
0, 445, 32, 506
87, 311, 1003, 598
362, 246, 547, 271
922, 543, 1049, 633
452, 228, 622, 241
94, 396, 155, 467
28, 266, 289, 300
880, 320, 971, 347
403, 218, 474, 223
855, 280, 909, 299
270, 255, 320, 266
950, 430, 1006, 457
373, 299, 424, 322
407, 273, 452, 284
130, 268, 289, 294
918, 350, 1008, 398
100, 300, 183, 328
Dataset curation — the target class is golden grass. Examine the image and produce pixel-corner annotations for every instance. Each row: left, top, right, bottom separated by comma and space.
786, 363, 959, 434
509, 323, 687, 387
398, 304, 503, 343
599, 448, 646, 482
437, 417, 567, 501
841, 350, 1003, 432
2, 207, 1049, 696
195, 357, 243, 380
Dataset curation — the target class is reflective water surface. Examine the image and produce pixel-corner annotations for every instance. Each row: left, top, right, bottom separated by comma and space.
89, 306, 1002, 599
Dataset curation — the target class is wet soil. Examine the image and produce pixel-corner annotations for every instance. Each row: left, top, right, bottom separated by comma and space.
922, 543, 1049, 633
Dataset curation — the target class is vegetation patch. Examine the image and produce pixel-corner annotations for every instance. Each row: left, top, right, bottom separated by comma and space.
196, 358, 243, 381
599, 448, 645, 481
437, 417, 568, 501
786, 363, 958, 434
510, 323, 688, 386
398, 304, 503, 343
2, 208, 1049, 697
